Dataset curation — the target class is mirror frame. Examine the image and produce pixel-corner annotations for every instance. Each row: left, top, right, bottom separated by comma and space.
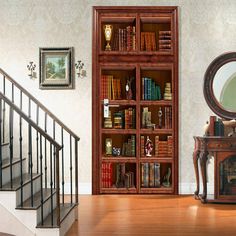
204, 52, 236, 120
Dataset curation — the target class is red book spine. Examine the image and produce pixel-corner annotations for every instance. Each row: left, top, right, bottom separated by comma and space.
209, 116, 216, 136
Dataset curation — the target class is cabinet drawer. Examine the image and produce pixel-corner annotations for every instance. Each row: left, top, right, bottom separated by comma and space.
207, 142, 236, 149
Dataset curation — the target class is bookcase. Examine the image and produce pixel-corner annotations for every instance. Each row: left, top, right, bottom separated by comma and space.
92, 6, 178, 194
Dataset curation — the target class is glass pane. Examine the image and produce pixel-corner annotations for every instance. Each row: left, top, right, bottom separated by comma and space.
219, 156, 236, 195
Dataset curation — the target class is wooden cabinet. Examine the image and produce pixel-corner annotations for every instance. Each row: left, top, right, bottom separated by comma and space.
92, 6, 178, 194
193, 136, 236, 203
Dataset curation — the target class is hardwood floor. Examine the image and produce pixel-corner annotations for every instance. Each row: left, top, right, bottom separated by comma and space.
66, 195, 236, 236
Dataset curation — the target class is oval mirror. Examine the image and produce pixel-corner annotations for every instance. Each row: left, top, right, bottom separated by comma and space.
204, 52, 236, 120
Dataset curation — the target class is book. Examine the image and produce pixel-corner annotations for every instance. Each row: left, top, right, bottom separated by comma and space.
154, 163, 161, 187
149, 163, 155, 187
141, 32, 157, 51
141, 135, 145, 156
209, 116, 216, 136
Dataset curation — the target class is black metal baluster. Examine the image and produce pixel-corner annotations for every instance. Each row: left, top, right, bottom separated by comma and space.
9, 106, 13, 188
75, 139, 78, 204
3, 76, 5, 95
28, 98, 31, 118
0, 99, 2, 188
2, 77, 5, 143
11, 84, 14, 103
55, 147, 60, 227
53, 120, 56, 188
28, 125, 33, 207
50, 143, 54, 226
28, 98, 31, 173
40, 134, 44, 225
19, 91, 23, 206
70, 135, 72, 204
36, 105, 39, 174
44, 113, 47, 189
61, 128, 64, 204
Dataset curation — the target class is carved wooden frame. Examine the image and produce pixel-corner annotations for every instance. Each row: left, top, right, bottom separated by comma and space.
203, 52, 236, 120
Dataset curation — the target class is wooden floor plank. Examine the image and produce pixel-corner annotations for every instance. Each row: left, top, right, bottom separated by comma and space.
66, 195, 236, 236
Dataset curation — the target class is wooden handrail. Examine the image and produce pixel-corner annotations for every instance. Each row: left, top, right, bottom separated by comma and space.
0, 68, 80, 141
0, 92, 62, 150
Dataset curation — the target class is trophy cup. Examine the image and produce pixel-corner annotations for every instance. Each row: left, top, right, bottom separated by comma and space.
103, 24, 113, 51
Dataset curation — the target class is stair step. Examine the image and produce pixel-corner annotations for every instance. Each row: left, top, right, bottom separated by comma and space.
37, 203, 77, 228
0, 173, 41, 191
2, 158, 25, 169
16, 188, 56, 210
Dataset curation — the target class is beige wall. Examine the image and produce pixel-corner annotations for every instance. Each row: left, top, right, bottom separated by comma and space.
0, 0, 236, 193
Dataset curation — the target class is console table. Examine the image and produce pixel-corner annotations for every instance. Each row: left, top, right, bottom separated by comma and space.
193, 136, 236, 203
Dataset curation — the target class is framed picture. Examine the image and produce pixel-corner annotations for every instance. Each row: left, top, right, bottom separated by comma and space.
39, 47, 74, 89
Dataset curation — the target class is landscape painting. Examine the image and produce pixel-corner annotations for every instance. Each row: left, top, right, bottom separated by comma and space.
39, 47, 73, 89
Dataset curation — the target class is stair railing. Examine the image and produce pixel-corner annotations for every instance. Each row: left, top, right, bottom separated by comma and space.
0, 68, 80, 226
0, 93, 62, 226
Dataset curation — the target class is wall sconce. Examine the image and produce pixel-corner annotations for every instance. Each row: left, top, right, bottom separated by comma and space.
75, 60, 86, 79
27, 61, 36, 79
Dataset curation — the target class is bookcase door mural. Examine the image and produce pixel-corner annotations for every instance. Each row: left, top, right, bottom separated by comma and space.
93, 6, 178, 194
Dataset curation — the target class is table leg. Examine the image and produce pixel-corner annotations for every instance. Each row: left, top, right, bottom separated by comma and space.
193, 149, 200, 199
200, 150, 208, 203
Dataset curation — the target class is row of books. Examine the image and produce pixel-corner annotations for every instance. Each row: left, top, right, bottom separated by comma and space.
141, 163, 160, 187
116, 163, 135, 188
159, 31, 172, 51
111, 26, 136, 51
142, 77, 162, 100
140, 135, 173, 157
101, 163, 135, 188
141, 106, 172, 129
141, 107, 153, 129
155, 135, 173, 156
101, 75, 122, 100
141, 32, 157, 51
208, 116, 224, 136
113, 108, 136, 129
101, 163, 113, 188
122, 135, 136, 157
105, 135, 135, 157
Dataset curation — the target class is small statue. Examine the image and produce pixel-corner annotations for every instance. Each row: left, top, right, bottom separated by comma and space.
126, 77, 134, 100
158, 107, 162, 128
203, 121, 209, 136
163, 168, 171, 187
145, 136, 153, 157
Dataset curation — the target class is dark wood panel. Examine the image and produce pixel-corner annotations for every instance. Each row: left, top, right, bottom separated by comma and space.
92, 6, 178, 195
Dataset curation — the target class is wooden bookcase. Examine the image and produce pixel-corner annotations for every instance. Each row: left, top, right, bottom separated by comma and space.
92, 6, 178, 194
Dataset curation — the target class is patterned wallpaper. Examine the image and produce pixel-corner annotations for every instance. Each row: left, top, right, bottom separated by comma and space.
0, 0, 236, 193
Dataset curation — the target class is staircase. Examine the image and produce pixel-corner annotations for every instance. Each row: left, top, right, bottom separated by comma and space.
0, 69, 80, 236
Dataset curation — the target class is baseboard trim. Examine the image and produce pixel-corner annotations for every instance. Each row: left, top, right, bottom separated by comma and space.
179, 183, 214, 195
64, 183, 92, 195
64, 182, 213, 195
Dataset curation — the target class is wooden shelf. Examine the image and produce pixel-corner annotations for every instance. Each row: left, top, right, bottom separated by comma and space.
140, 129, 173, 134
140, 157, 173, 163
102, 157, 137, 162
101, 129, 136, 134
101, 187, 137, 194
93, 6, 178, 195
101, 100, 137, 105
140, 100, 172, 106
140, 187, 173, 194
99, 50, 173, 56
